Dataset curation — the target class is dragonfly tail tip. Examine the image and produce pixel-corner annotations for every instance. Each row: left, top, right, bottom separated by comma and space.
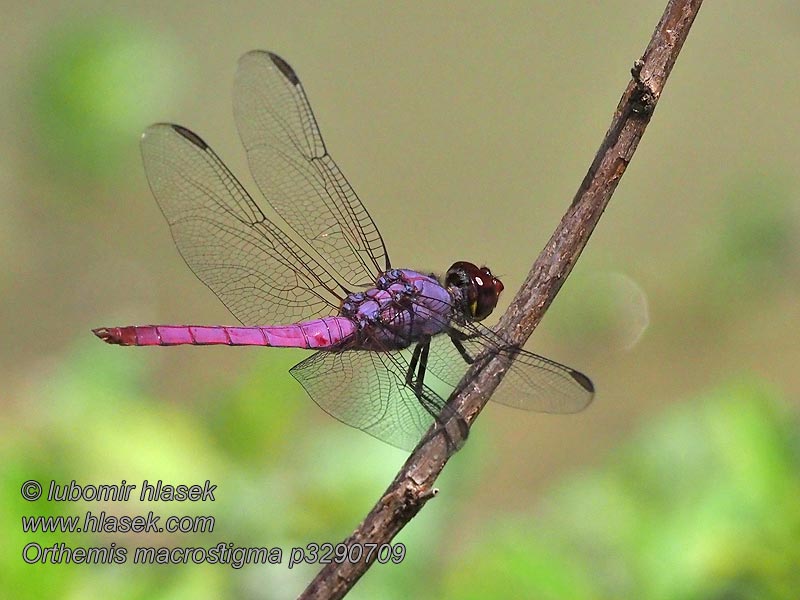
92, 327, 121, 345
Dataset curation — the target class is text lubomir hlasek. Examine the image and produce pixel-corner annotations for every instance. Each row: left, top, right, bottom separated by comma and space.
46, 480, 216, 502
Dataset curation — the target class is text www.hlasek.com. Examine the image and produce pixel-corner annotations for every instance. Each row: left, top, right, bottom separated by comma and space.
22, 511, 214, 534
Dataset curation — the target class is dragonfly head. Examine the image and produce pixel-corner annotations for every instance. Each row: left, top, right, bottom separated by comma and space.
445, 261, 504, 321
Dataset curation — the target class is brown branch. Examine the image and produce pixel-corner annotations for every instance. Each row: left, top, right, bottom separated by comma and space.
299, 1, 704, 597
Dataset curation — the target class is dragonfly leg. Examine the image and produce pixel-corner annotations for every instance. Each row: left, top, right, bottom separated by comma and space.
416, 341, 430, 397
449, 335, 475, 365
405, 340, 446, 418
406, 341, 423, 387
405, 339, 430, 398
405, 339, 469, 451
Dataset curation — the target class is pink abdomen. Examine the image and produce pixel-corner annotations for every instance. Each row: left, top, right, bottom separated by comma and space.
93, 317, 356, 349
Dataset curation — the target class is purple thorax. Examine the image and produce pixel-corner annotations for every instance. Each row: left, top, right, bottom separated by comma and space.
342, 269, 453, 352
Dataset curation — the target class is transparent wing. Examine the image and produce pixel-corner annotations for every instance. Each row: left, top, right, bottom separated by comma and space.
290, 314, 592, 450
234, 51, 389, 287
290, 349, 448, 451
140, 123, 347, 325
426, 321, 595, 414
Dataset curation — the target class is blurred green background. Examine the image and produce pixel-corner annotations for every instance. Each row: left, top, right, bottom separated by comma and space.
3, 2, 799, 598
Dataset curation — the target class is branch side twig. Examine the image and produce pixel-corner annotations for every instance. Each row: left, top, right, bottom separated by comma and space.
300, 1, 703, 597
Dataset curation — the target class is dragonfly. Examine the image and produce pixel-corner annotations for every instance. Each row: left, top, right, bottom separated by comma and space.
93, 51, 594, 451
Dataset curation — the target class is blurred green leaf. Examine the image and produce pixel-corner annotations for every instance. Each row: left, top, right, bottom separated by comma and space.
713, 175, 797, 286
6, 341, 799, 599
202, 351, 307, 466
683, 173, 800, 321
29, 20, 181, 180
433, 378, 800, 600
441, 520, 595, 600
537, 378, 800, 599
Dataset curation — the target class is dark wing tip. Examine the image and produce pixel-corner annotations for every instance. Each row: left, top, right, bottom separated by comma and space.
267, 52, 300, 85
171, 124, 209, 150
570, 369, 595, 394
